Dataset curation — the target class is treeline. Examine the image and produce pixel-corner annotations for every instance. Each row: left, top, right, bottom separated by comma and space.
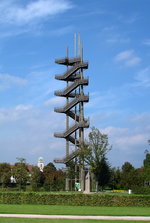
111, 157, 150, 193
0, 155, 150, 193
0, 159, 65, 191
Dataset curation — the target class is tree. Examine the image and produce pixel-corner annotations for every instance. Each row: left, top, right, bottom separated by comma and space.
12, 158, 29, 190
30, 166, 44, 191
16, 157, 26, 164
53, 169, 65, 191
143, 151, 150, 168
143, 143, 150, 185
0, 163, 11, 187
80, 127, 112, 191
46, 162, 57, 171
110, 167, 122, 189
120, 162, 135, 189
43, 162, 57, 191
96, 156, 111, 190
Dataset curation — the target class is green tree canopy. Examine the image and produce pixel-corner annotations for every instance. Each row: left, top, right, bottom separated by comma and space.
30, 166, 44, 190
43, 162, 57, 190
80, 127, 112, 191
12, 158, 29, 190
120, 162, 135, 189
143, 142, 150, 183
0, 163, 11, 187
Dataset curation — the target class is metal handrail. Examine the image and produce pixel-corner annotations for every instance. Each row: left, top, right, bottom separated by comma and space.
54, 95, 89, 113
54, 120, 89, 138
55, 62, 88, 80
54, 78, 88, 96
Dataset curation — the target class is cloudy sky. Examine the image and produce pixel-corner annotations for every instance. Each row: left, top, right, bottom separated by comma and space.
0, 0, 149, 168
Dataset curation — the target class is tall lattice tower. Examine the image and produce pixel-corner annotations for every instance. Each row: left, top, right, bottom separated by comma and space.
54, 35, 89, 191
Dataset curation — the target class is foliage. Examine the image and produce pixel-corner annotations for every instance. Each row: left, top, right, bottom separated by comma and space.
96, 156, 111, 190
16, 158, 26, 164
0, 192, 149, 206
143, 142, 150, 184
12, 159, 29, 190
143, 151, 150, 168
53, 169, 65, 191
111, 165, 145, 190
0, 163, 11, 187
132, 186, 150, 195
79, 127, 112, 190
120, 162, 135, 189
110, 167, 122, 189
30, 166, 44, 191
43, 163, 56, 191
43, 163, 65, 191
46, 162, 57, 171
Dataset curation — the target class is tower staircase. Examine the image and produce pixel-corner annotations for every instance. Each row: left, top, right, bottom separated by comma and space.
54, 54, 89, 164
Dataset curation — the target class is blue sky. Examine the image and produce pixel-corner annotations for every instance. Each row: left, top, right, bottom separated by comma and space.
0, 0, 150, 168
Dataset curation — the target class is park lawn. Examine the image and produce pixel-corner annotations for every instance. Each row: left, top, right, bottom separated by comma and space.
0, 218, 149, 223
0, 205, 150, 216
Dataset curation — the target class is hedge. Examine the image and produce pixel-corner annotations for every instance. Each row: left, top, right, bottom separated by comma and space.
0, 192, 150, 206
132, 186, 150, 195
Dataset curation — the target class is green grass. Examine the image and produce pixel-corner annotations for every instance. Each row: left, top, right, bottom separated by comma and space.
0, 218, 148, 223
0, 204, 150, 216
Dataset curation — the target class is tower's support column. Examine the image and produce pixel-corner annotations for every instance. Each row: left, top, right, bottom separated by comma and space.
65, 165, 69, 191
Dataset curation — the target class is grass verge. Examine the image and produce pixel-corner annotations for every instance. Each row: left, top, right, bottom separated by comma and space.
0, 204, 150, 216
0, 218, 149, 223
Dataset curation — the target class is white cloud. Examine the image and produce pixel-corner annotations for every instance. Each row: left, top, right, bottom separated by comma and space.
134, 67, 150, 88
89, 110, 150, 167
143, 39, 150, 46
44, 96, 65, 107
0, 68, 65, 109
114, 50, 141, 67
23, 70, 65, 105
103, 126, 128, 136
101, 26, 130, 45
0, 103, 65, 164
130, 112, 150, 126
115, 50, 134, 61
125, 57, 141, 66
0, 105, 33, 123
0, 73, 27, 90
115, 134, 147, 149
106, 37, 130, 44
86, 91, 117, 110
0, 0, 72, 25
50, 25, 73, 36
103, 124, 149, 167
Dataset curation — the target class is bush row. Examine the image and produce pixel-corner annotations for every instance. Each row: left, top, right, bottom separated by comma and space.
132, 186, 150, 195
0, 192, 150, 206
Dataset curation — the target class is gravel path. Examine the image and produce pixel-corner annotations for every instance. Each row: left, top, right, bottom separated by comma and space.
0, 214, 150, 221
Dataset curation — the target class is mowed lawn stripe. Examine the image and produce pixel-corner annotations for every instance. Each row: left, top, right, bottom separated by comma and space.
0, 205, 150, 216
0, 218, 149, 223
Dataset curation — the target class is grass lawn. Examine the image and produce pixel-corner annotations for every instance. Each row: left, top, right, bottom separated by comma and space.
0, 218, 149, 223
0, 204, 150, 216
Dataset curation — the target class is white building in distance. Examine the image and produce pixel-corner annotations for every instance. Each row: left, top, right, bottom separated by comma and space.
37, 157, 44, 172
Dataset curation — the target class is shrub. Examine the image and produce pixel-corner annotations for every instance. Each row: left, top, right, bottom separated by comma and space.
132, 186, 150, 195
0, 192, 149, 206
